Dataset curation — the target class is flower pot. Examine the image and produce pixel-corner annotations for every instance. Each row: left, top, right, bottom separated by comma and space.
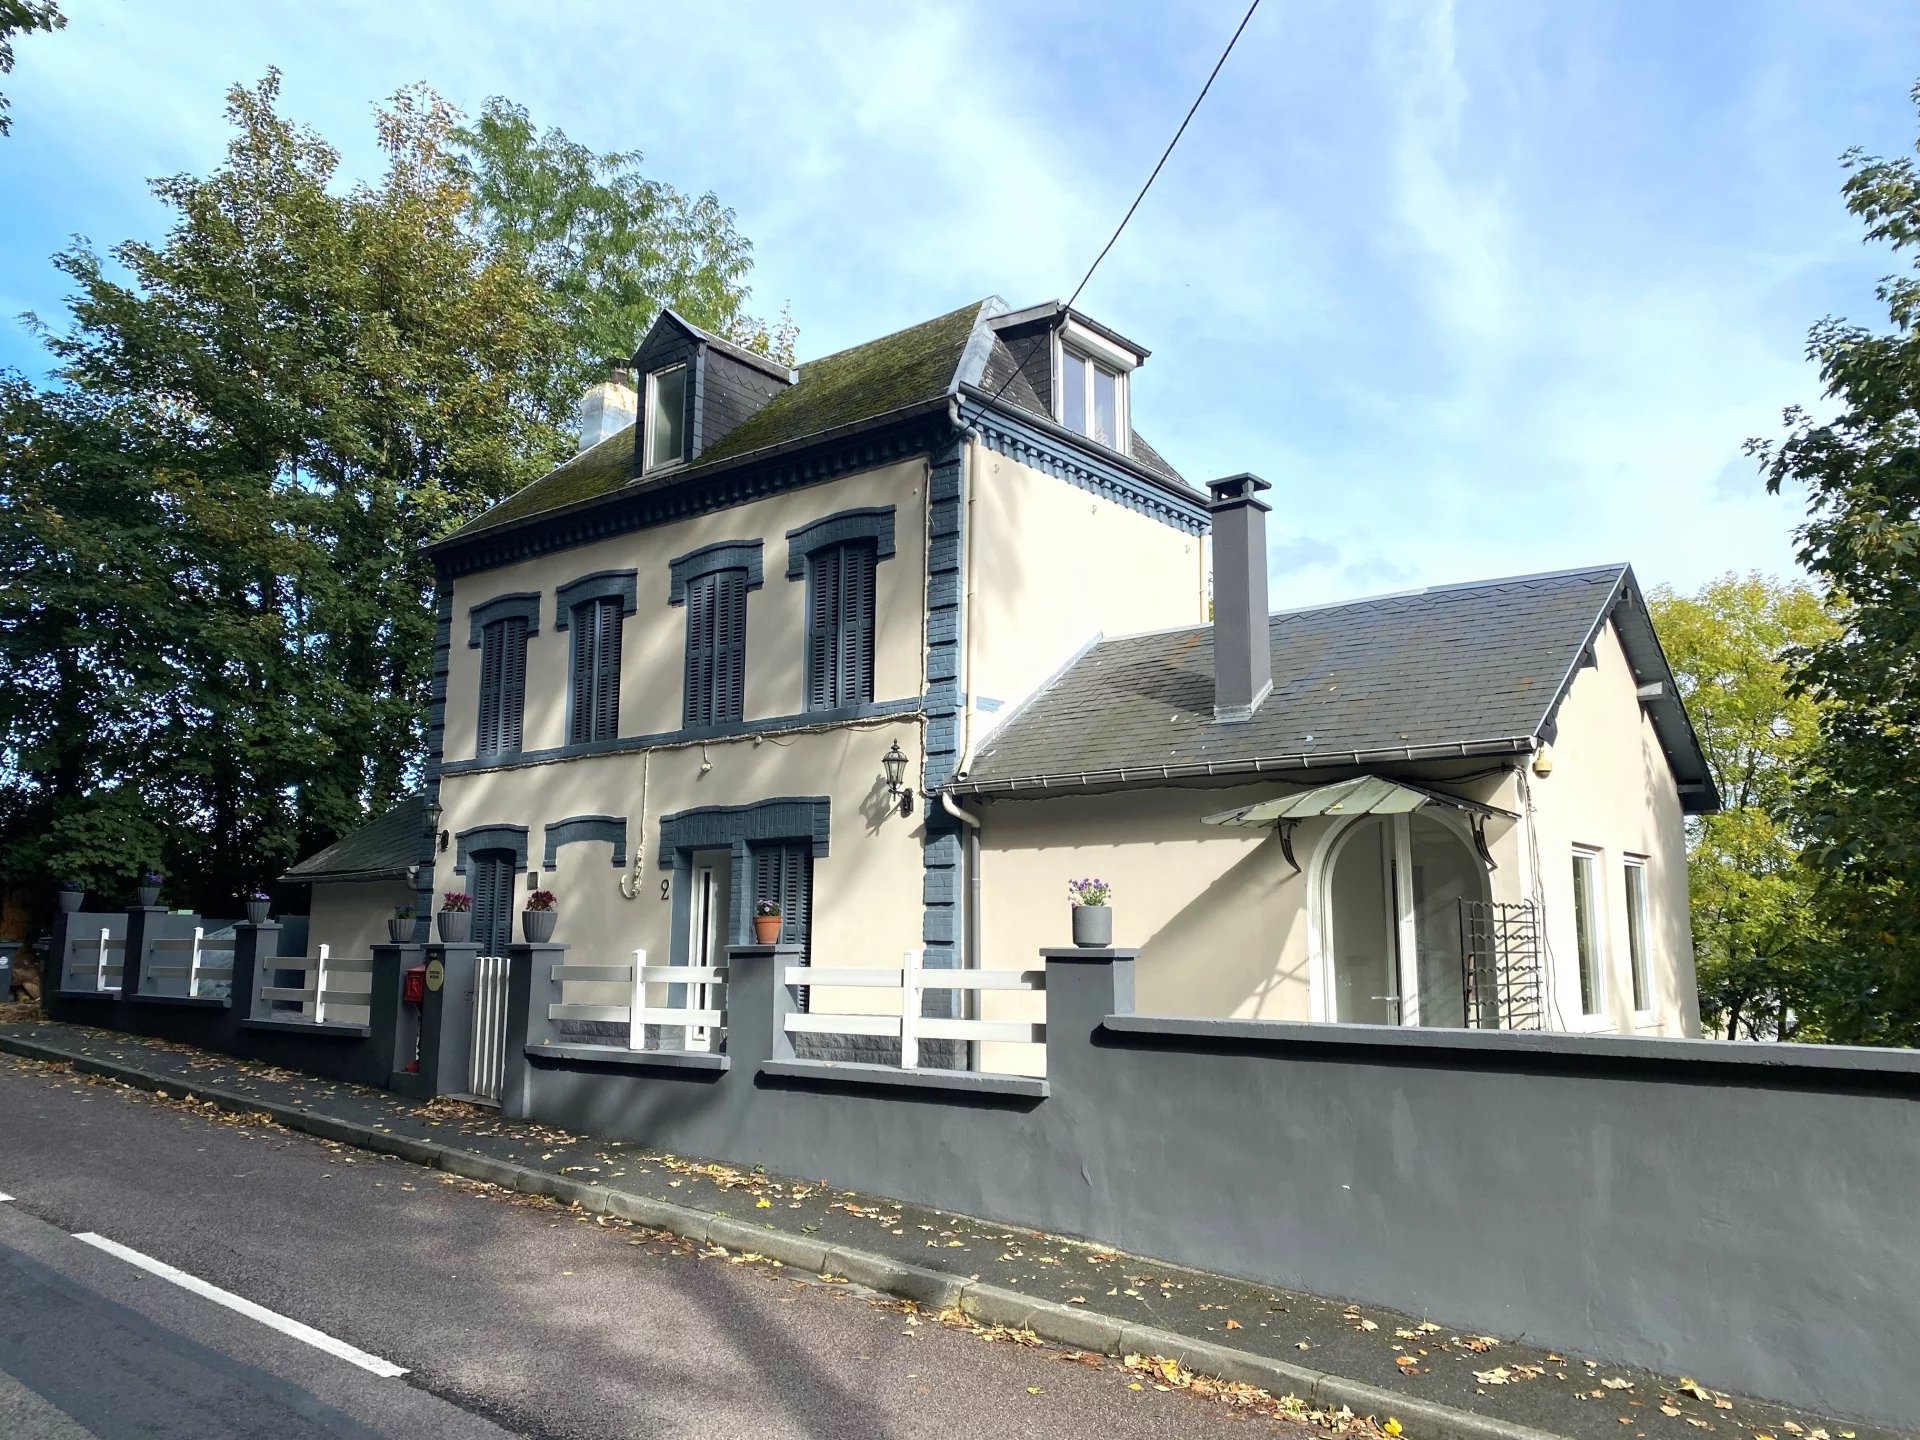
58, 890, 83, 913
437, 910, 470, 944
137, 885, 161, 908
245, 899, 270, 925
522, 908, 557, 944
388, 917, 414, 944
753, 913, 783, 944
1071, 904, 1112, 949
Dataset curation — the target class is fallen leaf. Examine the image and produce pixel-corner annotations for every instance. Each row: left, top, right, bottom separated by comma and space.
1395, 1356, 1421, 1372
1678, 1379, 1713, 1402
1604, 1378, 1634, 1390
1662, 1407, 1682, 1418
1297, 1341, 1311, 1351
1476, 1367, 1512, 1385
1417, 1321, 1442, 1333
756, 1198, 771, 1209
1026, 1387, 1043, 1395
1384, 1420, 1403, 1437
1224, 1319, 1242, 1330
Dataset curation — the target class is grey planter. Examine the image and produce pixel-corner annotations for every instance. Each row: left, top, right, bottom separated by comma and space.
388, 917, 414, 944
522, 909, 557, 944
244, 899, 270, 925
137, 885, 161, 908
1071, 904, 1112, 948
437, 910, 470, 944
57, 890, 83, 913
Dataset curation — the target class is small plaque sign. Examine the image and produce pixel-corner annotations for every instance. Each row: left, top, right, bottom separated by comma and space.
424, 958, 446, 993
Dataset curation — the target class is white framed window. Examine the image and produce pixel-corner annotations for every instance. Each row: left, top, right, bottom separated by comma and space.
1571, 848, 1605, 1017
1053, 318, 1133, 453
1623, 857, 1652, 1016
644, 363, 688, 472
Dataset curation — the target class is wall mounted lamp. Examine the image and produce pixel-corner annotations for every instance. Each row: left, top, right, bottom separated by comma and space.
881, 740, 914, 818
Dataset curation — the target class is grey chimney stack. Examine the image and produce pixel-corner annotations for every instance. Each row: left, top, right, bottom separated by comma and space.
578, 361, 638, 452
1207, 473, 1273, 723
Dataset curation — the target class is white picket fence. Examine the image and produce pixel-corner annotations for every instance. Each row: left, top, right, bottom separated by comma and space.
144, 929, 235, 999
547, 949, 725, 1051
785, 953, 1046, 1069
64, 928, 123, 993
257, 945, 375, 1024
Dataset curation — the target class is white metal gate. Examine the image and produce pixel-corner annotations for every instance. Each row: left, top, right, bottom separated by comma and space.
467, 954, 511, 1105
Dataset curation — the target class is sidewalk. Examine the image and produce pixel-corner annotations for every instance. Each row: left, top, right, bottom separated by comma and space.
0, 1018, 1894, 1440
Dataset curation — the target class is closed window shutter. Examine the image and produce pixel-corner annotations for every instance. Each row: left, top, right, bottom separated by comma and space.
472, 854, 513, 957
753, 841, 812, 1010
500, 616, 527, 754
806, 548, 841, 711
594, 599, 621, 741
478, 623, 504, 755
715, 570, 746, 723
569, 603, 595, 745
844, 543, 876, 705
685, 574, 714, 726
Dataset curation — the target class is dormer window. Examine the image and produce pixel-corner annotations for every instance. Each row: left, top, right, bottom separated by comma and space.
1052, 316, 1137, 454
645, 363, 689, 472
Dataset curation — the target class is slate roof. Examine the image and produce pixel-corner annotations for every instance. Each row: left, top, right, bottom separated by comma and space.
282, 795, 423, 883
438, 298, 1197, 546
952, 564, 1718, 811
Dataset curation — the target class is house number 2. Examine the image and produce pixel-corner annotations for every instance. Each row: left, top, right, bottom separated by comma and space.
661, 878, 670, 901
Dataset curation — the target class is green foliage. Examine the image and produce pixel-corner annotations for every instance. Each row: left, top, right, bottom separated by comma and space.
1648, 575, 1838, 1039
1750, 79, 1920, 1045
451, 97, 795, 384
0, 0, 64, 137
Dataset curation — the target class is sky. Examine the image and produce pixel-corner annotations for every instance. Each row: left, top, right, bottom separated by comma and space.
1, 0, 1915, 607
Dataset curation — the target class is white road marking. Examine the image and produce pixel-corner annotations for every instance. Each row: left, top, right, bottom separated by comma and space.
71, 1232, 408, 1378
0, 1192, 13, 1203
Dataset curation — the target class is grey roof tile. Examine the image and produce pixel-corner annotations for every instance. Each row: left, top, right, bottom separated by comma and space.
284, 795, 423, 882
957, 565, 1713, 805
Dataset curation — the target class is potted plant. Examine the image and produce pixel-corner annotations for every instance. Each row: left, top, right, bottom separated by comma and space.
1068, 877, 1112, 948
57, 880, 85, 914
438, 891, 471, 943
390, 905, 416, 944
137, 868, 165, 908
523, 889, 558, 944
243, 888, 271, 925
753, 900, 783, 944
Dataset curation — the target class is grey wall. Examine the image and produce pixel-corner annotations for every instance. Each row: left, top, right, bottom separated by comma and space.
505, 944, 1920, 1426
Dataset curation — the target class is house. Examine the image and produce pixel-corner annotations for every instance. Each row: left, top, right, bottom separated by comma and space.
291, 296, 1713, 1060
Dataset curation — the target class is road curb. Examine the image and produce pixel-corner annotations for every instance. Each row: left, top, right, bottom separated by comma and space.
0, 1033, 1569, 1440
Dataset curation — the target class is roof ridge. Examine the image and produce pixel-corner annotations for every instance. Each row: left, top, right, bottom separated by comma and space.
795, 298, 995, 374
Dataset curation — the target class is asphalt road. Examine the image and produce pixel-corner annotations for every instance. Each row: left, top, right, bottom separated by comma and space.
0, 1057, 1307, 1439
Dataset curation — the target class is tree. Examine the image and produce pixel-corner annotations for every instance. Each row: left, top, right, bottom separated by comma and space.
1648, 575, 1838, 1039
1751, 78, 1920, 1045
451, 97, 795, 389
0, 0, 63, 137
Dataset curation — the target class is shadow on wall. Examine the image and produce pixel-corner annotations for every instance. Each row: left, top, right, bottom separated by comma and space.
1138, 830, 1308, 1019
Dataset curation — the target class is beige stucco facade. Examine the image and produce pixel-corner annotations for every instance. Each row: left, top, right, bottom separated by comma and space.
309, 878, 413, 961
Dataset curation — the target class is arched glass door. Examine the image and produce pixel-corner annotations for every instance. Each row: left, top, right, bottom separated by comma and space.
1325, 812, 1488, 1026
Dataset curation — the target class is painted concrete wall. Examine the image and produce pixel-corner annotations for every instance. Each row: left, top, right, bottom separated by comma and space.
444, 459, 931, 761
505, 946, 1920, 1426
308, 879, 412, 961
1526, 618, 1700, 1036
965, 442, 1205, 742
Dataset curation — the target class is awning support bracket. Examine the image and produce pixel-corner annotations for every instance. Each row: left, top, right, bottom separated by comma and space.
1471, 815, 1498, 872
1276, 820, 1301, 875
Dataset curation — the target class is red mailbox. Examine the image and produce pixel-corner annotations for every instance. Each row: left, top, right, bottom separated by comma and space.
403, 963, 427, 1006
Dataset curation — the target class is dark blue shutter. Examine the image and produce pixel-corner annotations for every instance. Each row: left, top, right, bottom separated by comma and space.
715, 570, 746, 723
685, 574, 714, 726
843, 543, 876, 705
594, 598, 621, 741
569, 603, 595, 745
478, 623, 505, 755
471, 853, 513, 956
806, 549, 841, 711
753, 841, 812, 1009
500, 616, 527, 754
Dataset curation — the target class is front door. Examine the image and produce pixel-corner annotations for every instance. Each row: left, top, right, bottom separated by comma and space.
1324, 813, 1488, 1026
684, 850, 731, 1050
469, 851, 516, 957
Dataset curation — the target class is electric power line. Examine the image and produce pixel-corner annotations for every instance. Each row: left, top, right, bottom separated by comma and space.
963, 0, 1264, 428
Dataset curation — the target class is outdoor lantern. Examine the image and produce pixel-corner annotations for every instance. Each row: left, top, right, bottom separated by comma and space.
425, 796, 448, 852
881, 740, 913, 817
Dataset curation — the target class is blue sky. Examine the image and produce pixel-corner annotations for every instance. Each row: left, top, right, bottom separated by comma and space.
2, 0, 1915, 606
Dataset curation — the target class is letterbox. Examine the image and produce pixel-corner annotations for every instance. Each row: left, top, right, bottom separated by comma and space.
403, 963, 427, 1006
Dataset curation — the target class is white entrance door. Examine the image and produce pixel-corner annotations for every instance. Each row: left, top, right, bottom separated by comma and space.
1324, 812, 1487, 1027
685, 852, 731, 1051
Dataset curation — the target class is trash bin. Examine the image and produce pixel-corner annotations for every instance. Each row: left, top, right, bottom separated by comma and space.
0, 941, 16, 1000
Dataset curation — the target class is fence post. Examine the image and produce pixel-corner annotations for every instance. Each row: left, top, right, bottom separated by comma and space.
121, 903, 164, 999
367, 943, 419, 1088
900, 949, 921, 1070
94, 928, 111, 993
502, 942, 564, 1119
233, 921, 280, 1023
629, 947, 646, 1052
312, 943, 331, 1024
1040, 947, 1138, 1088
185, 928, 204, 1000
422, 943, 481, 1098
723, 942, 800, 1068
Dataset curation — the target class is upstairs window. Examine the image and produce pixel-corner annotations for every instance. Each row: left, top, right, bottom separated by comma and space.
1571, 849, 1604, 1017
645, 363, 688, 471
684, 568, 748, 726
1623, 858, 1652, 1014
806, 541, 877, 712
1059, 346, 1125, 450
568, 596, 623, 745
476, 616, 528, 758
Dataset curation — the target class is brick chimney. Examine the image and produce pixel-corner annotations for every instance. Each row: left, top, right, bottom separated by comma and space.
578, 361, 638, 452
1207, 474, 1273, 723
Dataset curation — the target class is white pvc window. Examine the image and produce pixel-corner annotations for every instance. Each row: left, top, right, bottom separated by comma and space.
1058, 345, 1125, 450
1571, 849, 1604, 1017
645, 363, 688, 471
1624, 858, 1652, 1015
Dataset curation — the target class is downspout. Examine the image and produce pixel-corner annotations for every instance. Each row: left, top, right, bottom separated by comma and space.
941, 405, 985, 1065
